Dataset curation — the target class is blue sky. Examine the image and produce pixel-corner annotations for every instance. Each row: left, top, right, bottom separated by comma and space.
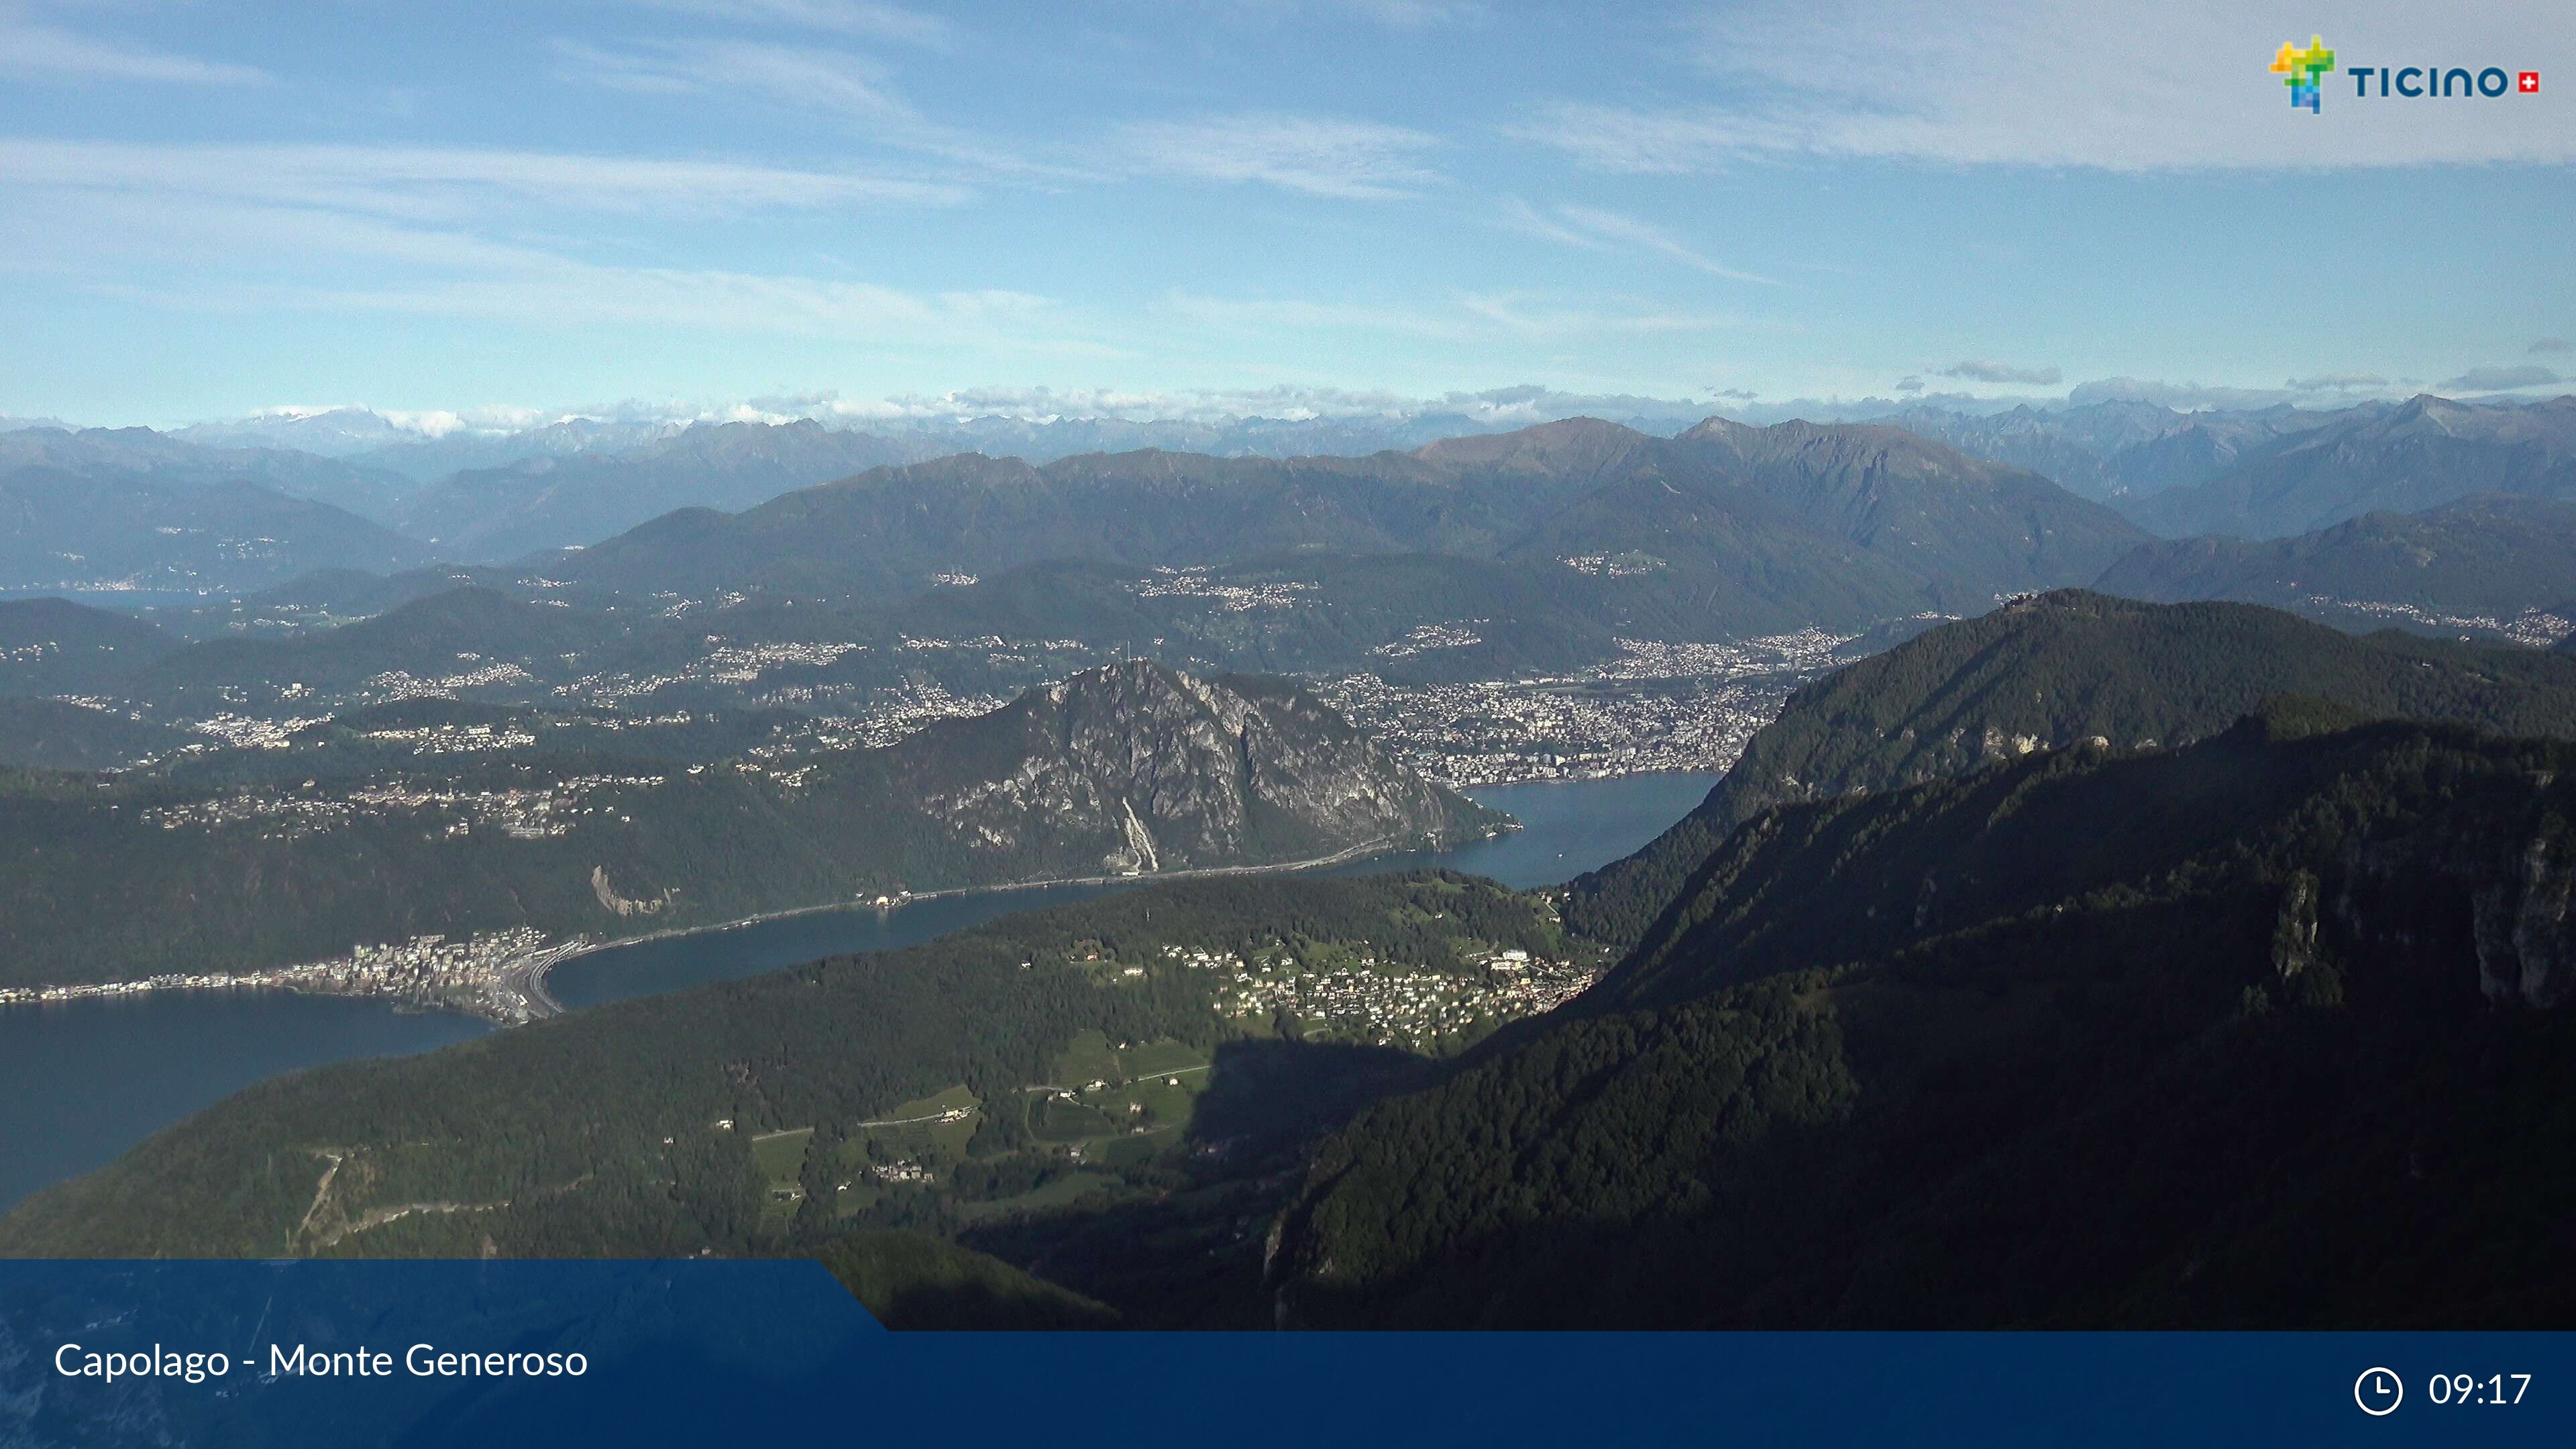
1, 0, 2569, 430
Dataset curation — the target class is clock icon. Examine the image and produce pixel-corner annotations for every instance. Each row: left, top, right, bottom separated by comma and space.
2355, 1367, 2404, 1416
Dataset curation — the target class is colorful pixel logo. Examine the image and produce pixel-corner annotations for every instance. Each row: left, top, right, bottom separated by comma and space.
2271, 35, 2337, 112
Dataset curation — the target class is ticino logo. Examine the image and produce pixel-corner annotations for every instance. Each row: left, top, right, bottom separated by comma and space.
2270, 34, 2539, 113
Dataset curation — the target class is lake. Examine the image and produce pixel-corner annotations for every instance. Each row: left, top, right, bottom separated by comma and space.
0, 772, 1717, 1212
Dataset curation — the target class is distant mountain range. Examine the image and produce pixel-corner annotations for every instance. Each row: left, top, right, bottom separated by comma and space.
2098, 494, 2576, 643
2118, 394, 2576, 540
1865, 399, 2343, 502
164, 404, 1713, 478
177, 411, 688, 482
555, 417, 2147, 636
1869, 395, 2576, 542
17, 397, 2576, 667
0, 431, 437, 594
0, 425, 415, 517
390, 420, 947, 560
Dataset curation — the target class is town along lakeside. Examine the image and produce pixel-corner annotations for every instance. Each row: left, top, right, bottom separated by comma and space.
0, 774, 1717, 1216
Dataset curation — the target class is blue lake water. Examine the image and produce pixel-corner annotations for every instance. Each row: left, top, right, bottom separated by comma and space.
0, 772, 1717, 1213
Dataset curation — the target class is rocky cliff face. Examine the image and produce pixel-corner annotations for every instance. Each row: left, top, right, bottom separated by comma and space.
887, 660, 1501, 879
2340, 820, 2576, 1010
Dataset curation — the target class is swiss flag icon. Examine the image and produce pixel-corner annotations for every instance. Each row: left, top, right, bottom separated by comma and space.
2520, 71, 2540, 93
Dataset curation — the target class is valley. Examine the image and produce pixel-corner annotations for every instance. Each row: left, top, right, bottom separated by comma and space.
8, 405, 2576, 1334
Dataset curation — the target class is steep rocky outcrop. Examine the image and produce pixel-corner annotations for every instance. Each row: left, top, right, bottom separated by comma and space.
886, 660, 1499, 879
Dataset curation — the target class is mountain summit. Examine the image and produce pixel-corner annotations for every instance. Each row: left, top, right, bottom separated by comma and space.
553, 417, 2145, 635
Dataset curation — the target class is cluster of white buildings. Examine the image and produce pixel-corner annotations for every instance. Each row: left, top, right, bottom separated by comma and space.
1371, 622, 1486, 658
0, 926, 587, 1025
2302, 594, 2576, 649
356, 720, 539, 755
1126, 567, 1317, 612
366, 659, 538, 700
141, 773, 668, 841
1161, 940, 1599, 1053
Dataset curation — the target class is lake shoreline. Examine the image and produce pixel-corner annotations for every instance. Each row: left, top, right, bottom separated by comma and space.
0, 773, 1719, 1215
527, 825, 1522, 1010
0, 826, 1519, 1026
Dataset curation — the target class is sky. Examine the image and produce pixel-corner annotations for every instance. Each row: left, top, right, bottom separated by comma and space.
1, 0, 2570, 431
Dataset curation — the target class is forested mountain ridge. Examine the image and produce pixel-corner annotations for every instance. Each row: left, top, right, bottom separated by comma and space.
0, 661, 1500, 991
1671, 417, 2144, 587
0, 596, 180, 696
1562, 592, 2576, 948
1271, 710, 2576, 1327
551, 417, 2145, 634
2093, 495, 2576, 643
0, 696, 174, 771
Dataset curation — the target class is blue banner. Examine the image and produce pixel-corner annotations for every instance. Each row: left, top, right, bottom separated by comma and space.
0, 1260, 2567, 1447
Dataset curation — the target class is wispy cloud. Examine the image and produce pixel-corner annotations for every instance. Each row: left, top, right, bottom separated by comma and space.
2442, 364, 2564, 392
2533, 337, 2572, 355
1513, 0, 2576, 172
0, 17, 268, 85
1460, 292, 1741, 338
553, 39, 914, 124
621, 0, 959, 48
1197, 0, 1487, 29
1159, 292, 1463, 339
1116, 113, 1445, 199
2285, 372, 2388, 392
315, 269, 1072, 343
1159, 288, 1751, 346
549, 38, 1057, 178
24, 202, 1098, 350
1938, 359, 2060, 386
1497, 196, 1605, 250
2069, 377, 2361, 411
1546, 203, 1778, 284
0, 138, 973, 219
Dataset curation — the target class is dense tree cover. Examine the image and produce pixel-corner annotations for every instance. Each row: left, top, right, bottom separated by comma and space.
2097, 495, 2576, 629
1564, 592, 2576, 948
0, 872, 1570, 1263
1272, 710, 2576, 1327
0, 596, 180, 696
810, 1229, 1117, 1330
556, 417, 2142, 632
0, 661, 1497, 989
0, 696, 172, 770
